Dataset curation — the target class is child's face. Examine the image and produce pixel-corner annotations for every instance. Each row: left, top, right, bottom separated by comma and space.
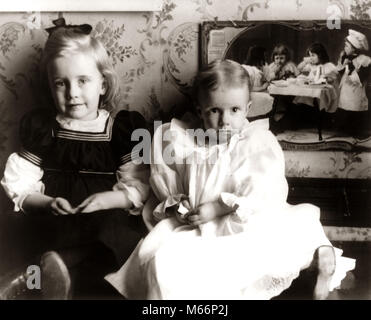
344, 41, 355, 55
274, 54, 286, 66
308, 51, 319, 65
198, 86, 250, 139
47, 52, 106, 121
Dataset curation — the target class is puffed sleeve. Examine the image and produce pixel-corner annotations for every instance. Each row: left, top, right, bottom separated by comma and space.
149, 122, 189, 222
323, 63, 339, 83
1, 108, 54, 212
353, 55, 371, 84
111, 110, 150, 215
219, 128, 289, 230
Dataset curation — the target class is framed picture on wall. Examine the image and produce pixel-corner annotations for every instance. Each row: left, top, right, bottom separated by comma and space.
200, 19, 371, 68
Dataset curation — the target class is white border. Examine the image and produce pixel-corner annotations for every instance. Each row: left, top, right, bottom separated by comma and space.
0, 0, 163, 12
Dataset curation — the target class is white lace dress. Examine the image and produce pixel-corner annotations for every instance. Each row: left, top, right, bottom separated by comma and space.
242, 65, 274, 117
105, 118, 355, 299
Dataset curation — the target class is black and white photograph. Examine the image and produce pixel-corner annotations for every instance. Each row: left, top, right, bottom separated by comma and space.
0, 0, 370, 307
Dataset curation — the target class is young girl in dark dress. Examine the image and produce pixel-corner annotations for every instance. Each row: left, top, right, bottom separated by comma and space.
0, 18, 150, 299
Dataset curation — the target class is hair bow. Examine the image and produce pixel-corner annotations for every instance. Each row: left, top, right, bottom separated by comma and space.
45, 17, 92, 36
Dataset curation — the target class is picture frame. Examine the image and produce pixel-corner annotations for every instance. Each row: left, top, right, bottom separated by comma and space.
200, 19, 371, 68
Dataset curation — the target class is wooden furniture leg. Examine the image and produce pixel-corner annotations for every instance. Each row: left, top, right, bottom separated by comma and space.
314, 98, 323, 141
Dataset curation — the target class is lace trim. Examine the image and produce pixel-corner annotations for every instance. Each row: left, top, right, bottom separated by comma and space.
56, 109, 110, 132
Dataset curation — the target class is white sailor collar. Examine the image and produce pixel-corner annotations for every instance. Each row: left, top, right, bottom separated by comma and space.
56, 109, 110, 132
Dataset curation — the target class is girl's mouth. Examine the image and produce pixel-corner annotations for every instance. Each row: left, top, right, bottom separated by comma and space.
68, 104, 83, 109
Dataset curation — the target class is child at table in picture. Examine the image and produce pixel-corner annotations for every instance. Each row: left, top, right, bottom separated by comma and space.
267, 44, 299, 130
243, 45, 269, 92
297, 42, 339, 85
105, 59, 355, 300
335, 29, 371, 138
293, 42, 339, 121
242, 46, 274, 119
267, 44, 299, 82
0, 18, 149, 299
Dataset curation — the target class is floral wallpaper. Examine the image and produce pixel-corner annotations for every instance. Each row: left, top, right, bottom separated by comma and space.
1, 0, 371, 276
350, 0, 371, 19
285, 150, 371, 179
0, 0, 370, 201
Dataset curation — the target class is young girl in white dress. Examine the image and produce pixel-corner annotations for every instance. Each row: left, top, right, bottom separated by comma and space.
0, 18, 149, 299
336, 29, 371, 137
106, 59, 355, 300
294, 42, 339, 113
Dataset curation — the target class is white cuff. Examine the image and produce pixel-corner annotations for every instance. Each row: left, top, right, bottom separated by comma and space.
1, 153, 45, 212
113, 181, 149, 215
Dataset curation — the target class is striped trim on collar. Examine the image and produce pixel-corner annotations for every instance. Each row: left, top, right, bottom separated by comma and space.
18, 150, 42, 167
52, 116, 114, 141
120, 149, 141, 166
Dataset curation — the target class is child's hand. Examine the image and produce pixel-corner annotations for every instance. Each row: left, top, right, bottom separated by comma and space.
272, 63, 281, 72
303, 56, 311, 64
75, 192, 111, 213
75, 191, 133, 213
187, 202, 218, 226
50, 197, 77, 216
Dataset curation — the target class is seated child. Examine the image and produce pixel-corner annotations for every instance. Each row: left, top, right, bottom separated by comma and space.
267, 44, 299, 129
297, 43, 338, 84
267, 44, 299, 81
242, 46, 274, 118
105, 59, 355, 300
243, 45, 269, 92
294, 42, 339, 115
0, 18, 149, 299
335, 29, 371, 138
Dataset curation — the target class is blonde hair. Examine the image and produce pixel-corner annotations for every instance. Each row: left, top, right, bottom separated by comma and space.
193, 59, 251, 106
271, 44, 291, 62
40, 27, 119, 110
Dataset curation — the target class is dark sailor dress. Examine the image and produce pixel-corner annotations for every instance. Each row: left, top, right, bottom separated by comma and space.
13, 108, 149, 265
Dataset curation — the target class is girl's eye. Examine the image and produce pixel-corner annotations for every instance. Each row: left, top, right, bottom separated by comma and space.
54, 81, 64, 88
78, 78, 88, 85
232, 107, 239, 112
210, 108, 219, 114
